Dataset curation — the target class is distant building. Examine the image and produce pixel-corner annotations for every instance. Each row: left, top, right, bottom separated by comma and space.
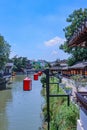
49, 59, 68, 75
59, 59, 68, 68
37, 60, 48, 67
26, 60, 32, 69
4, 63, 14, 74
49, 59, 67, 68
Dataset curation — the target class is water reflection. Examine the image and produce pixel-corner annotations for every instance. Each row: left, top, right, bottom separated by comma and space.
0, 75, 44, 130
0, 89, 12, 130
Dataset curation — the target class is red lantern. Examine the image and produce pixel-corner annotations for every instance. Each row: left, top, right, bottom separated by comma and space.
23, 77, 32, 91
34, 73, 38, 80
38, 71, 42, 76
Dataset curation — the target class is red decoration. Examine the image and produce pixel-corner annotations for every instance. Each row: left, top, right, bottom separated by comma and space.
33, 73, 38, 80
23, 77, 32, 91
38, 71, 42, 76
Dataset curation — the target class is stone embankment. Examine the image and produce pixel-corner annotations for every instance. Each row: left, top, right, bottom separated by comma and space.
61, 77, 87, 101
0, 77, 6, 90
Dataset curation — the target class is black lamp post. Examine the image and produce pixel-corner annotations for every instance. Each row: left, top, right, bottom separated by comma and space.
44, 69, 70, 130
44, 69, 50, 130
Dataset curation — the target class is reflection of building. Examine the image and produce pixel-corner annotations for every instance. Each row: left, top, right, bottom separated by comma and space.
68, 18, 87, 130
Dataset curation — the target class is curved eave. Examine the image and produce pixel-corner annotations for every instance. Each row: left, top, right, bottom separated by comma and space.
68, 20, 87, 47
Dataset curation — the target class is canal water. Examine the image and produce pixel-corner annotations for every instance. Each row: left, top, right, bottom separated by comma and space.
0, 75, 44, 130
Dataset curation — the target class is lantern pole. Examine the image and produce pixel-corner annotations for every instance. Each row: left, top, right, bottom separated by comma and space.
44, 69, 50, 130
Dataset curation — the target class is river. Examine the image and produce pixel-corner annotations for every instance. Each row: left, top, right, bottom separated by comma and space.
0, 75, 44, 130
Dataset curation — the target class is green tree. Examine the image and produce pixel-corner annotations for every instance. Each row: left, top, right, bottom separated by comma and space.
0, 35, 11, 70
60, 8, 87, 65
45, 62, 51, 68
12, 56, 28, 72
34, 62, 41, 70
40, 75, 46, 87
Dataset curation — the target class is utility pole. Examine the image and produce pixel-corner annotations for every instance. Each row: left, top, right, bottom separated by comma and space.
45, 69, 50, 130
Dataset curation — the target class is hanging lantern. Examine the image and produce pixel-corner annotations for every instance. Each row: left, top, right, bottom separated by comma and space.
38, 71, 42, 76
33, 73, 38, 80
23, 77, 32, 91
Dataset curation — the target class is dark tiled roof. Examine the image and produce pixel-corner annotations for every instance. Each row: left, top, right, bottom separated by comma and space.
70, 62, 87, 69
62, 62, 87, 70
62, 66, 69, 70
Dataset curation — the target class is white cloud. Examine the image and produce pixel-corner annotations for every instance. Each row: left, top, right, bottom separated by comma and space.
44, 36, 65, 47
51, 50, 58, 55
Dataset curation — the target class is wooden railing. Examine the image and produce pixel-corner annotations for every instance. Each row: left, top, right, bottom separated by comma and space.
76, 92, 87, 110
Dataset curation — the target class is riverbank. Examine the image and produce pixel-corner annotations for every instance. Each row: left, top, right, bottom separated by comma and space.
41, 76, 79, 130
0, 77, 6, 90
0, 73, 12, 90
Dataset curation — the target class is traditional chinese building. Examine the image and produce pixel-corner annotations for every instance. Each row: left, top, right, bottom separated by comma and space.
62, 62, 87, 77
68, 18, 87, 130
68, 18, 87, 47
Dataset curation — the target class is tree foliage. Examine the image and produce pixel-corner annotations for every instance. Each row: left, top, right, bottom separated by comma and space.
12, 56, 28, 72
0, 35, 11, 70
32, 61, 42, 70
64, 8, 87, 40
40, 75, 46, 87
60, 8, 87, 65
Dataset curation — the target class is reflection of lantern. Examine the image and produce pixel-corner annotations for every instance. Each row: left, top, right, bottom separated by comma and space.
34, 73, 38, 80
23, 77, 32, 91
38, 71, 42, 76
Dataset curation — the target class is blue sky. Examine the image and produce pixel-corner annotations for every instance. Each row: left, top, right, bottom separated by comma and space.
0, 0, 87, 61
